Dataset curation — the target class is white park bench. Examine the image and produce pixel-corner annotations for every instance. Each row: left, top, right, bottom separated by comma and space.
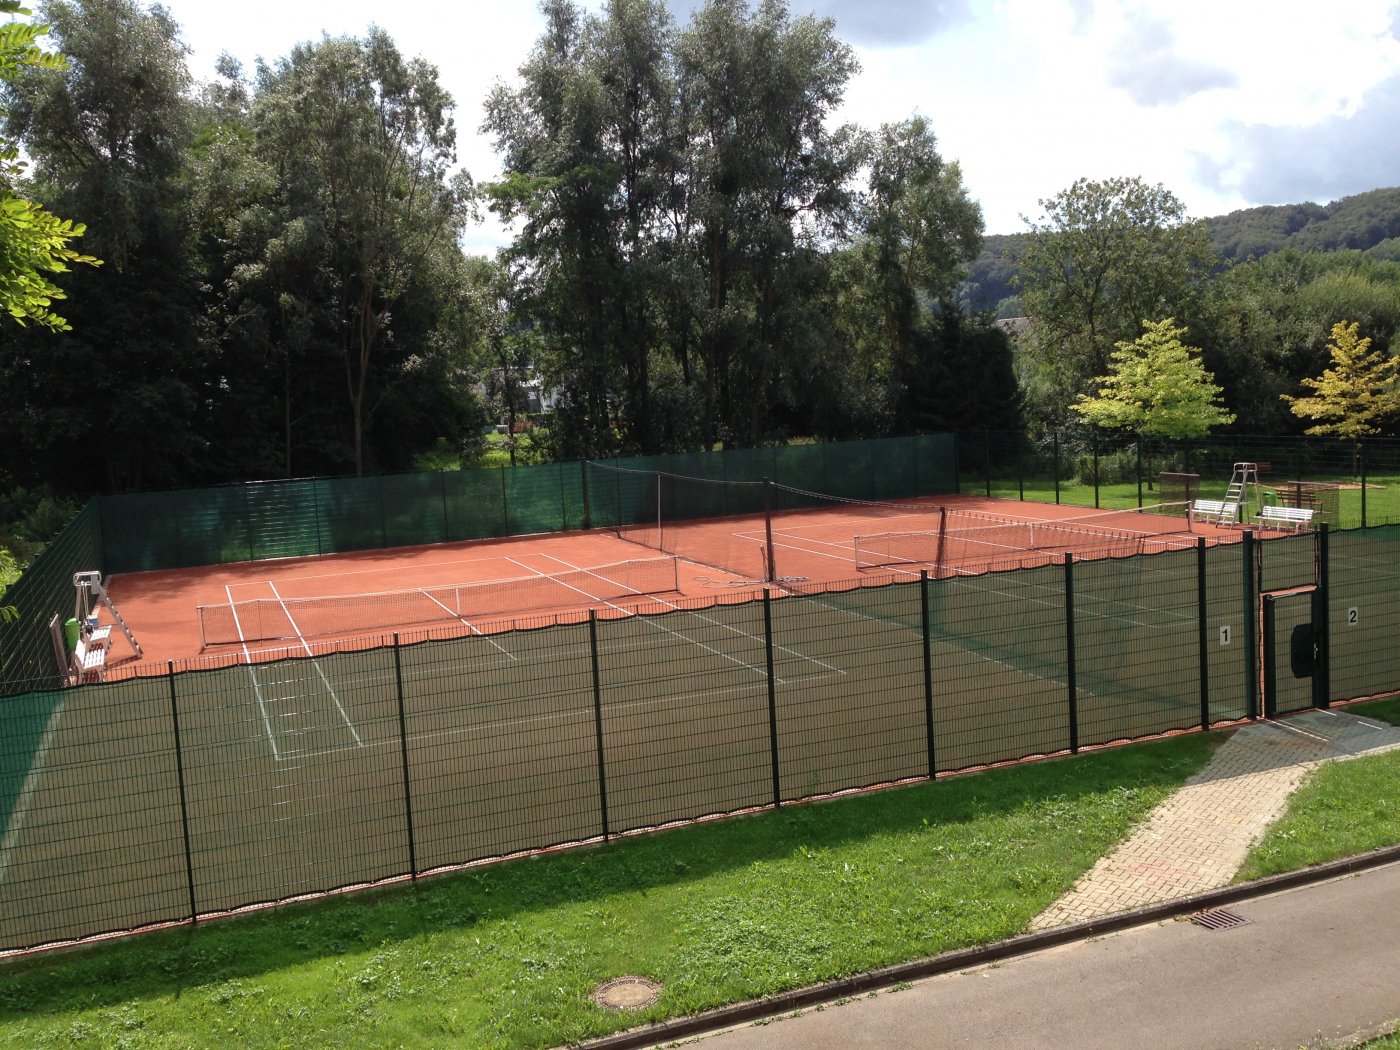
1189, 499, 1232, 526
70, 632, 109, 684
1255, 505, 1316, 532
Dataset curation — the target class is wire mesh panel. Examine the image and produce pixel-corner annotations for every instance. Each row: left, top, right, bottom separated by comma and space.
317, 476, 385, 553
598, 603, 773, 833
175, 649, 408, 914
443, 468, 510, 541
1328, 527, 1400, 703
772, 443, 829, 493
0, 676, 188, 950
503, 462, 579, 535
926, 563, 1072, 770
0, 500, 106, 689
1204, 542, 1250, 723
722, 446, 778, 484
246, 479, 323, 561
771, 583, 927, 799
1258, 532, 1316, 593
381, 473, 449, 549
1074, 549, 1203, 745
401, 625, 599, 870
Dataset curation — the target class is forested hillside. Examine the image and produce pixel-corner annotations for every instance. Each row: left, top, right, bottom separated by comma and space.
965, 187, 1400, 315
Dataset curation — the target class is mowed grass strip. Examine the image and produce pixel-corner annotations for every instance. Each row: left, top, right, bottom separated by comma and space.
0, 734, 1215, 1050
1239, 697, 1400, 881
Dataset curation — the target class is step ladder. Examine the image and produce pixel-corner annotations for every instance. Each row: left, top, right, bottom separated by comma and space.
1218, 462, 1262, 527
73, 570, 142, 658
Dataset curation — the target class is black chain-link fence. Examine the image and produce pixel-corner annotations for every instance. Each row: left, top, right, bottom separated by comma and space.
6, 523, 1394, 954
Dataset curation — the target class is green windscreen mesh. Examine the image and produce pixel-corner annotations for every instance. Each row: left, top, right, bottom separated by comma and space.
0, 500, 105, 690
927, 563, 1072, 770
1074, 548, 1203, 745
12, 525, 1400, 952
1328, 526, 1400, 703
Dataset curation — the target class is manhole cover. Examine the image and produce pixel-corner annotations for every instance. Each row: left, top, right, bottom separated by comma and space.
590, 975, 662, 1011
1190, 908, 1251, 931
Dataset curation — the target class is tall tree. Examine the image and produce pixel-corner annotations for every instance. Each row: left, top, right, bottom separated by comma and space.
1016, 176, 1216, 423
1072, 317, 1234, 438
1282, 320, 1400, 439
1, 0, 202, 492
249, 29, 476, 475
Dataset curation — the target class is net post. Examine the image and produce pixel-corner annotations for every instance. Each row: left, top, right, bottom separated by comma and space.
1242, 529, 1258, 720
391, 634, 418, 881
1064, 552, 1079, 754
763, 477, 777, 584
166, 661, 199, 925
1196, 537, 1210, 731
763, 590, 782, 807
920, 570, 936, 779
588, 610, 611, 842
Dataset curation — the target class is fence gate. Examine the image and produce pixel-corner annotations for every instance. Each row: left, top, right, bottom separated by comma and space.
1261, 587, 1326, 718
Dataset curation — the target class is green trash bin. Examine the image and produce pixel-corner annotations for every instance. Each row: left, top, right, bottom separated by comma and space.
64, 617, 80, 653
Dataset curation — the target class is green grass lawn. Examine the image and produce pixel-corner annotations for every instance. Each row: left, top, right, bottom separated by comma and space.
0, 735, 1216, 1050
1238, 697, 1400, 880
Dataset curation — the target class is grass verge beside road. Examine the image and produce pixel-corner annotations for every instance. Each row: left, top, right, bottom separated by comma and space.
0, 735, 1215, 1050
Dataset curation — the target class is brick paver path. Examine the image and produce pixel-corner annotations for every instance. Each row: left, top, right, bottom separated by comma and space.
1030, 710, 1400, 930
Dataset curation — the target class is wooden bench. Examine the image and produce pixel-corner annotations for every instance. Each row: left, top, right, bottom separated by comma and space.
70, 633, 109, 684
1256, 505, 1315, 532
1189, 499, 1233, 526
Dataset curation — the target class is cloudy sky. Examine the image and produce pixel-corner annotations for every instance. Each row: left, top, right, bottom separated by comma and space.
148, 0, 1400, 252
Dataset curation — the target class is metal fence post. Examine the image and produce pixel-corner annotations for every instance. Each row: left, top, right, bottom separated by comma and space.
392, 635, 418, 881
984, 430, 992, 498
1136, 435, 1144, 508
1360, 442, 1368, 528
1064, 553, 1079, 754
1316, 525, 1331, 709
920, 570, 936, 779
1053, 430, 1061, 505
1093, 431, 1100, 509
166, 662, 199, 924
588, 611, 610, 842
1243, 530, 1258, 720
1196, 537, 1210, 731
763, 591, 782, 807
581, 460, 592, 530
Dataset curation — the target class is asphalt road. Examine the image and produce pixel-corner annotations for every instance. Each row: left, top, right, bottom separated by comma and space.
680, 860, 1400, 1050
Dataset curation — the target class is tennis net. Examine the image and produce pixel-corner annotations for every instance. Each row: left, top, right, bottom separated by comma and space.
198, 556, 681, 646
855, 503, 1196, 574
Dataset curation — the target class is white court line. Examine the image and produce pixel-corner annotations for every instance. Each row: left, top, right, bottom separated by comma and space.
228, 583, 282, 760
527, 552, 845, 680
266, 582, 364, 749
418, 588, 517, 661
0, 697, 67, 884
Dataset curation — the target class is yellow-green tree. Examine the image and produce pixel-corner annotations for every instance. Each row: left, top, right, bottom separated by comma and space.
1071, 317, 1235, 438
1282, 320, 1400, 438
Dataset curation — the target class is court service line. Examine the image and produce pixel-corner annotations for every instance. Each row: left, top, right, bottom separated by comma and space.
417, 589, 517, 661
506, 560, 806, 683
529, 552, 846, 679
266, 581, 364, 749
227, 583, 283, 761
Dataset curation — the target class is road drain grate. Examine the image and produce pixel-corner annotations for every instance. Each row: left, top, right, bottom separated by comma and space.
1190, 908, 1251, 931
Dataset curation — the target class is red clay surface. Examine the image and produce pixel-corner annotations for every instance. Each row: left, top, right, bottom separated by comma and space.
95, 493, 1246, 679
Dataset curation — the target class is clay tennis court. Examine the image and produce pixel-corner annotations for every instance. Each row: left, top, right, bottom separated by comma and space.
95, 492, 1232, 676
